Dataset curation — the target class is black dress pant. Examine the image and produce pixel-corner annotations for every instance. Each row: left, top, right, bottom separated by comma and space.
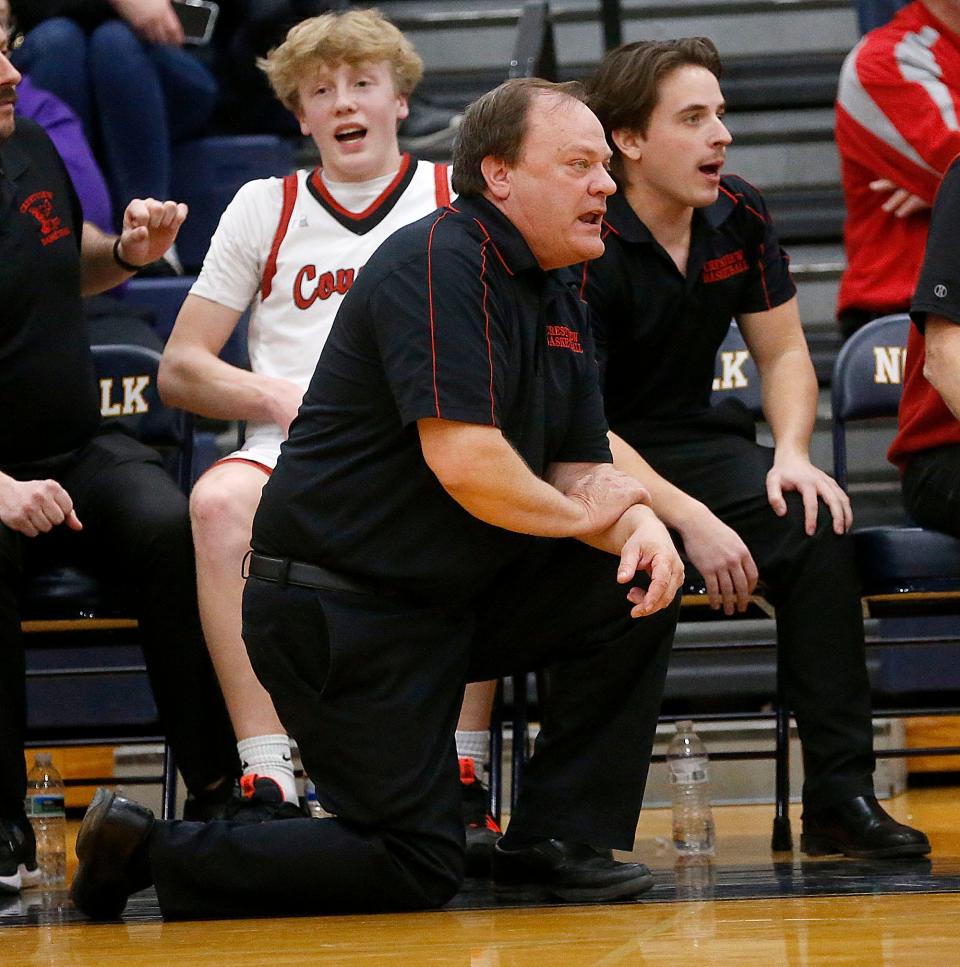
901, 444, 960, 538
148, 538, 680, 919
0, 430, 239, 816
639, 427, 875, 809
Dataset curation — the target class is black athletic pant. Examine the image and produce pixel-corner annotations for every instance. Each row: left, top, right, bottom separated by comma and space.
0, 429, 239, 817
901, 444, 960, 538
148, 538, 680, 919
639, 428, 875, 810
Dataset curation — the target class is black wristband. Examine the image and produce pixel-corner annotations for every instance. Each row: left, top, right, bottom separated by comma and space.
112, 236, 143, 273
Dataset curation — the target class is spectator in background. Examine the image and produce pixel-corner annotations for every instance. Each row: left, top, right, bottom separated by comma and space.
9, 0, 217, 266
889, 156, 960, 537
854, 0, 908, 33
835, 0, 960, 339
14, 75, 113, 232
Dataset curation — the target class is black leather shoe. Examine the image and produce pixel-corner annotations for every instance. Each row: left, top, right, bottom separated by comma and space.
70, 788, 155, 920
492, 839, 654, 902
801, 795, 931, 859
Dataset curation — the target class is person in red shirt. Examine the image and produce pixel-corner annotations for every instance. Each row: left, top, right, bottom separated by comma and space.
889, 156, 960, 535
835, 1, 960, 338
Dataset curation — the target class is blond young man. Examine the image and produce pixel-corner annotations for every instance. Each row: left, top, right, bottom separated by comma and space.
158, 10, 473, 819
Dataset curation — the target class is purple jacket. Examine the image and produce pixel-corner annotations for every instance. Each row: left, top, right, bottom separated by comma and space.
16, 75, 114, 231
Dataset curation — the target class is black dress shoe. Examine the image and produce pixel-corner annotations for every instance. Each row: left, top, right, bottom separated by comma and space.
492, 839, 654, 902
801, 794, 931, 859
70, 788, 155, 920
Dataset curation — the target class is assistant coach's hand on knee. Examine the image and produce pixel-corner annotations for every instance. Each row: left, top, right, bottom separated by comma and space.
616, 505, 684, 617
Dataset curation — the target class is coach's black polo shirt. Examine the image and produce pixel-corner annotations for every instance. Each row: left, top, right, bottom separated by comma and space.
581, 175, 795, 447
253, 194, 612, 603
0, 118, 99, 467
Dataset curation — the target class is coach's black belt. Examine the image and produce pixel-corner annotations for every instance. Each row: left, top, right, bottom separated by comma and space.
245, 552, 382, 596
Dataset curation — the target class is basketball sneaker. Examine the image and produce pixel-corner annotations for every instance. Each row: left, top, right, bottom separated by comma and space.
0, 813, 41, 893
460, 757, 500, 876
223, 775, 305, 824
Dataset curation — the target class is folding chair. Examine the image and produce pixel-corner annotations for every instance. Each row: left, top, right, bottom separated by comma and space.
21, 344, 194, 819
830, 314, 960, 764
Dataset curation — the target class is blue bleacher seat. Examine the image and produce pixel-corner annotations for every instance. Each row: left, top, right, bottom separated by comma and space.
121, 276, 196, 342
171, 135, 296, 270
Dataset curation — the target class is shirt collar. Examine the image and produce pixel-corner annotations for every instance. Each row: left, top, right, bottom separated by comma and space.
602, 182, 737, 241
452, 194, 541, 275
0, 124, 30, 184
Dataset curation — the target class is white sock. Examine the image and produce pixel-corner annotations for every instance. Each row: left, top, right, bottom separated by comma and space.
456, 730, 490, 780
236, 734, 298, 803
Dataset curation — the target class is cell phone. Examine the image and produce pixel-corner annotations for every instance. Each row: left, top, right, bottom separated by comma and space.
173, 0, 219, 45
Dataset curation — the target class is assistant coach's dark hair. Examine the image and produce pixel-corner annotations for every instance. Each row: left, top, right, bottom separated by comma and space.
452, 77, 587, 197
585, 38, 722, 184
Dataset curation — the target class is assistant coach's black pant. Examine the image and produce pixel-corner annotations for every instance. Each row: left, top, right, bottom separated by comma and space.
147, 538, 679, 919
901, 444, 960, 538
639, 426, 875, 810
0, 429, 239, 817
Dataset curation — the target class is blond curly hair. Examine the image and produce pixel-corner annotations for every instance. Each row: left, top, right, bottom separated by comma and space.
259, 9, 423, 113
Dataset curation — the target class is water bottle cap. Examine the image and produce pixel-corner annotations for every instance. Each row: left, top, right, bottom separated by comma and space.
35, 752, 53, 766
677, 720, 694, 732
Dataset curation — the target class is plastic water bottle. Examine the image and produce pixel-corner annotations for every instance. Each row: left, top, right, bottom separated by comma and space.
304, 778, 322, 818
667, 721, 716, 856
25, 753, 67, 887
303, 777, 334, 819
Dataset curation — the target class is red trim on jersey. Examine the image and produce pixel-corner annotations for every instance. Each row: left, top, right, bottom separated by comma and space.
433, 163, 451, 208
261, 173, 299, 301
201, 456, 274, 479
309, 154, 412, 221
427, 207, 454, 417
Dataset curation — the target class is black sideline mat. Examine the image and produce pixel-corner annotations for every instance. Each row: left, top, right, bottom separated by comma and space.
3, 854, 960, 926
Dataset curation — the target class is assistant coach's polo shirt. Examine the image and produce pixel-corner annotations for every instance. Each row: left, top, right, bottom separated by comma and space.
580, 175, 795, 447
252, 194, 612, 603
0, 118, 99, 466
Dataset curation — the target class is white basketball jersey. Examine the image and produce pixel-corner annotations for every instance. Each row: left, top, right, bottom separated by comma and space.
191, 155, 451, 467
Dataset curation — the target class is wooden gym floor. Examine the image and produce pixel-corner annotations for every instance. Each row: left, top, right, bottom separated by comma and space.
1, 783, 959, 965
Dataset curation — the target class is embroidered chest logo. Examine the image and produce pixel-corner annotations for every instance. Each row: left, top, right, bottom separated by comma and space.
293, 266, 356, 309
20, 191, 72, 246
546, 325, 583, 354
702, 249, 748, 284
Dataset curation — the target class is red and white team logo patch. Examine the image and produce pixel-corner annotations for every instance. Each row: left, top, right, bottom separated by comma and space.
20, 191, 72, 246
703, 249, 748, 284
546, 325, 583, 354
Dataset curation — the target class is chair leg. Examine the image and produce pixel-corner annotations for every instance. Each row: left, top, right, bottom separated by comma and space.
488, 680, 504, 825
771, 651, 793, 851
510, 672, 529, 813
161, 743, 178, 820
